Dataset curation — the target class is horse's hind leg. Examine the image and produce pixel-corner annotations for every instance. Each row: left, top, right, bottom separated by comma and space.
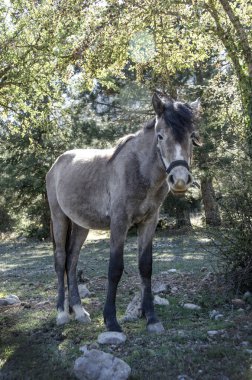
66, 223, 91, 323
51, 211, 70, 325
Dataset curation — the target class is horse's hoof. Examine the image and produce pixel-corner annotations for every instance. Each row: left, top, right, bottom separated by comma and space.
56, 311, 70, 325
147, 322, 165, 334
73, 304, 91, 323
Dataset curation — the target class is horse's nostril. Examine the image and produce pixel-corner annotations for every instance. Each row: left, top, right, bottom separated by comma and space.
169, 175, 174, 184
187, 174, 193, 185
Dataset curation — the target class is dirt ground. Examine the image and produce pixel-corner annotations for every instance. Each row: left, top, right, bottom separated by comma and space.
0, 229, 252, 379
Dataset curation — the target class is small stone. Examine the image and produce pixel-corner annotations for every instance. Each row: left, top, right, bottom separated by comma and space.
74, 349, 131, 380
147, 322, 165, 334
154, 295, 170, 306
0, 299, 8, 306
171, 286, 178, 294
245, 349, 252, 354
78, 284, 91, 298
79, 345, 88, 354
97, 332, 127, 345
207, 329, 225, 337
183, 303, 201, 311
200, 267, 208, 272
240, 341, 249, 347
4, 295, 21, 305
123, 293, 141, 322
153, 282, 170, 294
214, 314, 224, 321
209, 310, 224, 320
207, 330, 219, 337
232, 298, 246, 308
168, 268, 177, 273
243, 291, 251, 300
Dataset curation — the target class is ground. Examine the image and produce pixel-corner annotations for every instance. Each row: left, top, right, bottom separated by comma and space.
0, 229, 252, 380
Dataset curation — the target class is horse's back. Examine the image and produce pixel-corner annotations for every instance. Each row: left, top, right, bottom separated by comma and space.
46, 149, 113, 229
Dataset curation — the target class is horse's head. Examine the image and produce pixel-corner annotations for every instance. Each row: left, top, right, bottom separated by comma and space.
152, 92, 201, 195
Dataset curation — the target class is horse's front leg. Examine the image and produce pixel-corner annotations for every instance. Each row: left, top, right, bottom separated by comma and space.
103, 221, 127, 332
138, 213, 165, 333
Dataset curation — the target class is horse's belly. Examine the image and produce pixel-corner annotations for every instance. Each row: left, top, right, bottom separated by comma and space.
57, 193, 111, 230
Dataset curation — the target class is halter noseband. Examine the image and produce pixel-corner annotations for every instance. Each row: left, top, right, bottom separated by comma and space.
166, 160, 190, 174
157, 147, 190, 175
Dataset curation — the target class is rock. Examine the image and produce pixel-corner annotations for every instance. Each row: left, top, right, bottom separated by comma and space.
245, 349, 252, 354
152, 282, 169, 294
123, 293, 141, 321
232, 298, 246, 308
167, 268, 177, 273
207, 329, 225, 337
183, 303, 201, 311
200, 267, 208, 272
0, 295, 21, 306
74, 349, 131, 380
177, 375, 192, 380
80, 345, 89, 354
147, 322, 165, 334
209, 310, 224, 320
154, 295, 170, 306
0, 299, 8, 306
35, 300, 51, 308
171, 286, 178, 294
97, 332, 127, 345
78, 284, 91, 298
243, 291, 251, 300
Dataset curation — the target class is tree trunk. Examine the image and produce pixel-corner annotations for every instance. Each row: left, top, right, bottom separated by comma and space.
201, 176, 221, 226
175, 197, 192, 228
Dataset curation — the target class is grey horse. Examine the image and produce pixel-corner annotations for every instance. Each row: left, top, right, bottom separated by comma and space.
46, 92, 201, 333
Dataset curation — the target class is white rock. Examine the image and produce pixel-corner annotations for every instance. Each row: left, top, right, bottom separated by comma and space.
167, 268, 177, 273
123, 293, 141, 321
78, 284, 91, 298
0, 299, 8, 306
97, 332, 127, 345
183, 303, 201, 311
147, 322, 165, 334
5, 295, 21, 305
243, 291, 252, 300
207, 330, 219, 336
79, 345, 88, 354
152, 282, 169, 294
207, 330, 225, 337
74, 349, 131, 380
214, 314, 224, 321
245, 349, 252, 354
171, 286, 178, 294
154, 295, 170, 306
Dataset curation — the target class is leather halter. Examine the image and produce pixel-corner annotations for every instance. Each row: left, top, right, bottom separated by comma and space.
157, 146, 190, 175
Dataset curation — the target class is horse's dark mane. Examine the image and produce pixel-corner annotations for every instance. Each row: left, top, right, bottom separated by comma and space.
145, 100, 195, 142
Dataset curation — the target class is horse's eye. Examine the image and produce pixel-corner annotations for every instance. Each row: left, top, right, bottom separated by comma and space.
157, 133, 163, 140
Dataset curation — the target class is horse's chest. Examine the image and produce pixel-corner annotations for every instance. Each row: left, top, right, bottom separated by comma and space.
131, 184, 168, 224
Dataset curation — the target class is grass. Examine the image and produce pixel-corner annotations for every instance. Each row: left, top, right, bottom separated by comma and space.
0, 229, 252, 379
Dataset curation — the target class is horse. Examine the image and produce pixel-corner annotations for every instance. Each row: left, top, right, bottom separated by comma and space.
46, 92, 201, 333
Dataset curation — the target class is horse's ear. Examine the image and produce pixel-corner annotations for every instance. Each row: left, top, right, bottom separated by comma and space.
191, 131, 202, 147
190, 98, 201, 114
152, 93, 165, 117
